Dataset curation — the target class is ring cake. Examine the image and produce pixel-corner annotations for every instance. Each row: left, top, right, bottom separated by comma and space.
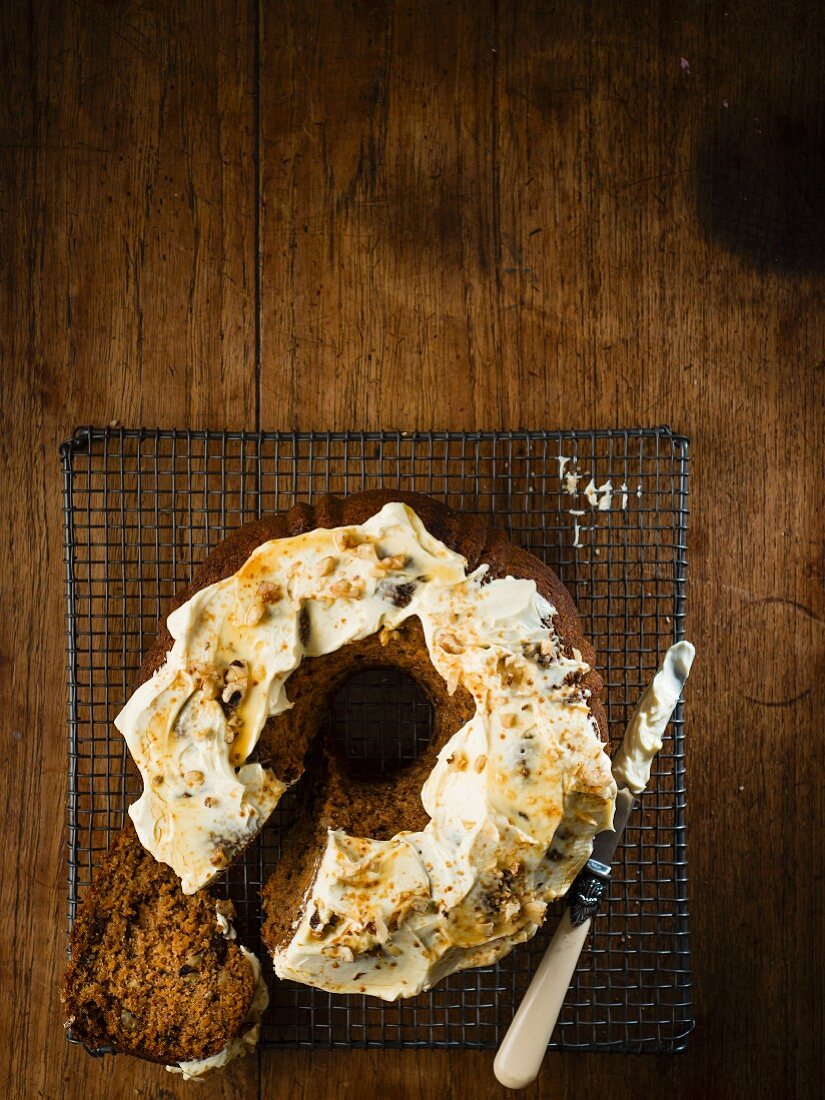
64, 491, 616, 1067
120, 491, 616, 995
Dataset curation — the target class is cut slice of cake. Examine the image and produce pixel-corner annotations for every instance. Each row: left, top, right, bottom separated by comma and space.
62, 822, 266, 1069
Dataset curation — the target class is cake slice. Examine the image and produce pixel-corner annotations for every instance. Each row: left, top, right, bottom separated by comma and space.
62, 822, 266, 1069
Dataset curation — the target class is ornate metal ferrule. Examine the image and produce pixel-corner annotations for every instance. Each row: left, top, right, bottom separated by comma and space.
567, 857, 611, 927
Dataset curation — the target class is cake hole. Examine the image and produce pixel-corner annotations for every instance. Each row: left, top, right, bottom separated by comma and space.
323, 670, 434, 777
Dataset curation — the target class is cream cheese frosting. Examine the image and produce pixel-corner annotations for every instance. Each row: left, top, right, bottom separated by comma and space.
117, 501, 616, 998
611, 641, 695, 794
166, 946, 269, 1081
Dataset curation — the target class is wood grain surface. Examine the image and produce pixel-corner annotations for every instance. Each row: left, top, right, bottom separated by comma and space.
2, 1, 823, 1097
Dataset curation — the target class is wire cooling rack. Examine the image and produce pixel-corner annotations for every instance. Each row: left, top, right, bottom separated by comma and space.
61, 427, 691, 1054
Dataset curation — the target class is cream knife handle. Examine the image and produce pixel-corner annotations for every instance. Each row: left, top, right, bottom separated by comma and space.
493, 909, 591, 1090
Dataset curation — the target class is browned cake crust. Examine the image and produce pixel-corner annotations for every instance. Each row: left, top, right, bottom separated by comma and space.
133, 490, 606, 960
62, 822, 254, 1063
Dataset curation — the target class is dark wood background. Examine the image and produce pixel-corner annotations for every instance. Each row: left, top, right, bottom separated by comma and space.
2, 1, 823, 1097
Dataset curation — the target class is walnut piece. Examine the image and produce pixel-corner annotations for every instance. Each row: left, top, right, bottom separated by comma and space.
222, 659, 248, 704
328, 578, 364, 600
257, 580, 282, 602
334, 530, 359, 551
317, 556, 337, 577
376, 553, 407, 572
438, 631, 464, 655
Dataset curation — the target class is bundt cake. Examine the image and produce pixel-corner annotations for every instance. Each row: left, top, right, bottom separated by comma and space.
114, 491, 616, 1001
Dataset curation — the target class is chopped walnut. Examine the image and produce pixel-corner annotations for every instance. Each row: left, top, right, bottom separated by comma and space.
500, 655, 525, 688
438, 631, 464, 655
376, 553, 407, 572
500, 713, 517, 728
317, 556, 337, 577
329, 578, 364, 600
151, 774, 164, 787
244, 599, 265, 626
334, 530, 359, 551
224, 729, 236, 744
204, 795, 218, 808
474, 754, 488, 773
210, 848, 228, 868
246, 580, 282, 624
225, 660, 246, 683
379, 626, 396, 647
257, 580, 282, 603
354, 542, 377, 561
200, 672, 221, 699
222, 660, 248, 705
184, 770, 204, 786
523, 900, 546, 924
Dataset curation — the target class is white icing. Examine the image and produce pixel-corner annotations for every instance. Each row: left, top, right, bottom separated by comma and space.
215, 903, 237, 940
167, 947, 268, 1081
612, 641, 695, 794
117, 501, 615, 999
583, 478, 613, 511
557, 455, 582, 497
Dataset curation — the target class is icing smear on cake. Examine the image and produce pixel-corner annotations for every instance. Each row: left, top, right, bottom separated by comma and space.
117, 501, 616, 998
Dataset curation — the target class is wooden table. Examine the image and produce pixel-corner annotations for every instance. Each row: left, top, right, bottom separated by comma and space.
2, 2, 822, 1097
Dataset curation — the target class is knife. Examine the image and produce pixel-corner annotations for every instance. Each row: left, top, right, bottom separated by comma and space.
493, 641, 695, 1090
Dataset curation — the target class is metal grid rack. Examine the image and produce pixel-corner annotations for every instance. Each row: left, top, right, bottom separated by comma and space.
61, 427, 691, 1054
